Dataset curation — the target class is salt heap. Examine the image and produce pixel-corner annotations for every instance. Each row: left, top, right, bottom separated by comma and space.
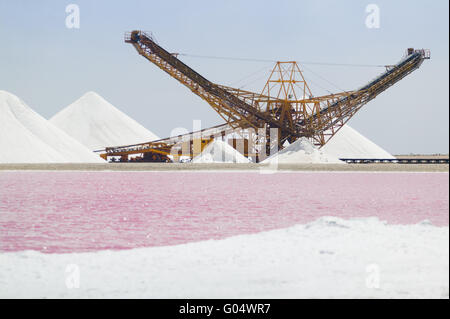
323, 125, 395, 159
50, 92, 159, 150
262, 137, 343, 164
193, 140, 250, 163
0, 90, 105, 163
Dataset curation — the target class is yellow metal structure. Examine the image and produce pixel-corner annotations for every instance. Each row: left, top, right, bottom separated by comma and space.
99, 31, 430, 162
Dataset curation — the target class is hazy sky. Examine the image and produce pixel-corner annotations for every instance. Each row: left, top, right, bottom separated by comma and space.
0, 0, 448, 154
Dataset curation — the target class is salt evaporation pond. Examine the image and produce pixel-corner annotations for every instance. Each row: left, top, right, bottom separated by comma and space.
0, 171, 448, 253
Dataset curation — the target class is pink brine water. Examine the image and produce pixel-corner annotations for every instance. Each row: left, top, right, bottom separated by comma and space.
0, 171, 448, 253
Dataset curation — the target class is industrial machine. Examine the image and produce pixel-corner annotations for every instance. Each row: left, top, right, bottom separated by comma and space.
99, 30, 430, 162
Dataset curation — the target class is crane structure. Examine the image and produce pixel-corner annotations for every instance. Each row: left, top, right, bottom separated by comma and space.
99, 31, 430, 162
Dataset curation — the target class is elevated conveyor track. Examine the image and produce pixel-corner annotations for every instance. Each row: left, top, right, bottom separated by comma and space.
305, 50, 429, 135
98, 31, 429, 162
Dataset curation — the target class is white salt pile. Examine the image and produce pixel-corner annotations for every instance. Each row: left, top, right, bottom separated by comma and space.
193, 140, 250, 163
0, 90, 105, 163
50, 92, 159, 150
262, 137, 343, 164
323, 125, 395, 159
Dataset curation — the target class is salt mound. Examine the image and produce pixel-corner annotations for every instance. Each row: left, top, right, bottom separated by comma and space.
262, 137, 343, 164
50, 92, 159, 150
193, 140, 250, 163
322, 125, 395, 159
0, 90, 105, 163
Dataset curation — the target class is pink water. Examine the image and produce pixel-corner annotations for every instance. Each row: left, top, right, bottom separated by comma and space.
0, 171, 448, 253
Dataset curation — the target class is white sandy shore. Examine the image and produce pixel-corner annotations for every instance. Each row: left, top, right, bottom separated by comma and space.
0, 217, 448, 299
